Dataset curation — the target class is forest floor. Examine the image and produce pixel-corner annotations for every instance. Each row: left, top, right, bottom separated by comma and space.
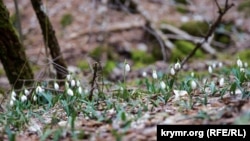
0, 0, 250, 140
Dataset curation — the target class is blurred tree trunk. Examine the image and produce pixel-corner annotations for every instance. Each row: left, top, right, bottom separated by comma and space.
30, 0, 68, 79
0, 0, 33, 89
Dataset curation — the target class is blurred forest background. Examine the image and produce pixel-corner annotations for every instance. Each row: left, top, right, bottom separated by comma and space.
0, 0, 249, 91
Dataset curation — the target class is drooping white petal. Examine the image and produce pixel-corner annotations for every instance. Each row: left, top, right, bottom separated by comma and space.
54, 82, 59, 90
67, 88, 74, 96
160, 81, 166, 89
142, 71, 147, 77
208, 66, 213, 73
24, 89, 30, 96
237, 58, 243, 68
219, 78, 224, 87
190, 80, 197, 90
170, 67, 175, 76
21, 95, 27, 102
70, 80, 76, 87
174, 62, 181, 70
152, 70, 158, 79
125, 63, 130, 72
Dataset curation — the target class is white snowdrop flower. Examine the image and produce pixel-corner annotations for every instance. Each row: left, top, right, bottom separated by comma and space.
237, 58, 243, 68
70, 79, 76, 87
21, 95, 27, 102
212, 63, 216, 68
152, 70, 157, 79
202, 78, 207, 84
240, 68, 245, 73
24, 89, 29, 96
35, 86, 43, 94
108, 108, 116, 114
208, 66, 213, 73
67, 88, 74, 96
9, 100, 14, 107
11, 95, 16, 101
170, 67, 175, 76
76, 80, 81, 87
11, 91, 16, 97
219, 77, 224, 87
66, 74, 72, 81
244, 62, 248, 68
33, 95, 37, 101
174, 62, 181, 70
142, 71, 147, 77
218, 62, 223, 68
77, 87, 82, 94
120, 86, 124, 91
84, 89, 89, 94
160, 81, 166, 89
190, 80, 197, 90
125, 63, 130, 72
54, 82, 59, 90
191, 72, 194, 77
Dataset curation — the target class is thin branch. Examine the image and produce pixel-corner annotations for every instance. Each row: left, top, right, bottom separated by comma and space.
89, 62, 99, 101
180, 0, 234, 68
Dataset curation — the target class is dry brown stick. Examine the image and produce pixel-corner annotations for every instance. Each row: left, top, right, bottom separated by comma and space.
180, 0, 234, 68
89, 62, 99, 101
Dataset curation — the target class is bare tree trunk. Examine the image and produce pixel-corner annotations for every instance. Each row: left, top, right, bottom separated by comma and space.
30, 0, 68, 80
0, 0, 33, 89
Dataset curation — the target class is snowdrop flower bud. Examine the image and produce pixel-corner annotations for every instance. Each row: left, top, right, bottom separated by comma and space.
160, 81, 166, 89
125, 63, 130, 72
11, 95, 16, 101
76, 80, 80, 87
11, 91, 16, 97
21, 95, 27, 102
70, 79, 76, 87
24, 89, 29, 96
218, 62, 223, 68
65, 81, 69, 89
33, 95, 37, 101
190, 80, 197, 90
35, 86, 43, 94
240, 68, 245, 73
66, 74, 72, 81
142, 71, 147, 77
152, 70, 157, 79
212, 63, 216, 68
54, 82, 59, 90
237, 58, 243, 68
170, 67, 175, 76
77, 87, 82, 94
174, 62, 181, 70
244, 62, 248, 68
208, 66, 213, 73
191, 72, 194, 77
219, 77, 224, 87
10, 100, 14, 107
67, 88, 74, 96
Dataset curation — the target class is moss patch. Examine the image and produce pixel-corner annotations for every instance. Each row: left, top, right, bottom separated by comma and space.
174, 0, 189, 5
176, 5, 190, 14
235, 50, 250, 64
237, 1, 250, 17
60, 13, 74, 28
131, 49, 155, 64
171, 40, 205, 62
77, 60, 89, 71
180, 21, 209, 37
103, 60, 116, 75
